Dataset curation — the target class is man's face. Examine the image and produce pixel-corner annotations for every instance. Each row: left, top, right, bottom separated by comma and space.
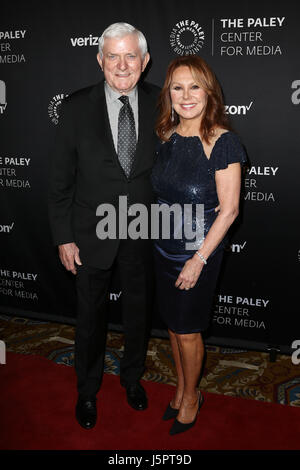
97, 34, 150, 94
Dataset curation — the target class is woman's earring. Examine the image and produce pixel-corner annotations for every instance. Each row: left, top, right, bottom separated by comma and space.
171, 106, 175, 122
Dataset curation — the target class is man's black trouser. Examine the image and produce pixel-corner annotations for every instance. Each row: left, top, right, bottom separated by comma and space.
74, 237, 152, 398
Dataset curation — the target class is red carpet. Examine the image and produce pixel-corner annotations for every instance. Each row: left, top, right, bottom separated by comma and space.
0, 352, 300, 450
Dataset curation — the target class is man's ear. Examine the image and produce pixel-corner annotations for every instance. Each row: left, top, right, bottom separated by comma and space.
142, 52, 150, 72
97, 52, 103, 70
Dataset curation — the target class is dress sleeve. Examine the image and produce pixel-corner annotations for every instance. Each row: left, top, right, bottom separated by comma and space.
209, 132, 248, 174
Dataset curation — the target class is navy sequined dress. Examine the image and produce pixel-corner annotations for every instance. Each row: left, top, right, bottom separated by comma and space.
151, 131, 247, 333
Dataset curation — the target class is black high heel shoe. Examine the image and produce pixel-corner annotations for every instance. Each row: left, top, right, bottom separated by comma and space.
169, 392, 204, 436
162, 403, 179, 421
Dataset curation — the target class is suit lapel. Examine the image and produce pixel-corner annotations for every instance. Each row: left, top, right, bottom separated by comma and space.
131, 83, 154, 176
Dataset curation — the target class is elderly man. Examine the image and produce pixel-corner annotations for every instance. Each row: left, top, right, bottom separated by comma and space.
48, 23, 160, 429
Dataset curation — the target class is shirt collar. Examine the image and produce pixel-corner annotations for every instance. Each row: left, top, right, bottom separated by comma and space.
104, 81, 138, 106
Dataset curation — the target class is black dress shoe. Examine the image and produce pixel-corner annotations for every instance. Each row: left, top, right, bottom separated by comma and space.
122, 382, 148, 411
162, 403, 179, 421
169, 392, 204, 436
75, 397, 97, 429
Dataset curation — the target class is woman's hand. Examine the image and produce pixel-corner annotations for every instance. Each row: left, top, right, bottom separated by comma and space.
58, 242, 82, 275
175, 255, 205, 290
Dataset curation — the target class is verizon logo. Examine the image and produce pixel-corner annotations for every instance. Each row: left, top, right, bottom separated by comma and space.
0, 80, 7, 114
231, 241, 247, 253
225, 101, 253, 115
70, 35, 100, 47
0, 340, 5, 365
110, 291, 122, 301
0, 222, 14, 233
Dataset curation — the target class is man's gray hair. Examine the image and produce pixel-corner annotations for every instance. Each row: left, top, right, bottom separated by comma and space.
98, 22, 148, 59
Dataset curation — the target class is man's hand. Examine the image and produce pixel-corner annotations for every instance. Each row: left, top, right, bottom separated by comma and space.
58, 242, 82, 275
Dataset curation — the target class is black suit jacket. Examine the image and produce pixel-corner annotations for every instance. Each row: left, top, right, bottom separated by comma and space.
48, 80, 161, 269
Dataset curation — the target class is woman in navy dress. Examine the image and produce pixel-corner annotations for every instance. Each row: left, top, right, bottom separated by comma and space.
151, 55, 247, 435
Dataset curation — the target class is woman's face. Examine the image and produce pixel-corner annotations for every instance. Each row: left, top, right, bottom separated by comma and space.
170, 66, 207, 122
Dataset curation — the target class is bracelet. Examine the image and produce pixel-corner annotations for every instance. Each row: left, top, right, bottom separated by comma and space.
195, 251, 207, 264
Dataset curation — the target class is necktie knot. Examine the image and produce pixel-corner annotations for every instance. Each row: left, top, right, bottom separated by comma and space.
119, 95, 129, 106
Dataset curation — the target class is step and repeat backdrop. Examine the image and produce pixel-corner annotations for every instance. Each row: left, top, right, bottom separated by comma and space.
0, 0, 299, 353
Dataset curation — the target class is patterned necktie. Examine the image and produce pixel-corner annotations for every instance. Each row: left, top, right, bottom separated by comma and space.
117, 95, 136, 178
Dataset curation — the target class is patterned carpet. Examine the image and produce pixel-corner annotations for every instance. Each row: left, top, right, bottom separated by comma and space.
1, 313, 299, 407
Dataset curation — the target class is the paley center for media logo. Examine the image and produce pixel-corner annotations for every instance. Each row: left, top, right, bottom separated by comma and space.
0, 80, 7, 114
48, 93, 67, 125
170, 19, 205, 55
